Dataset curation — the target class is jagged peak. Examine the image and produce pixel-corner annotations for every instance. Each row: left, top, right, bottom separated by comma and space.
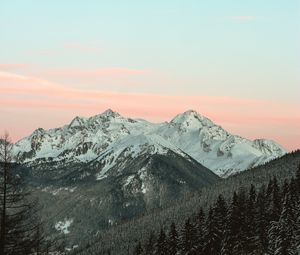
69, 116, 87, 128
170, 110, 213, 127
103, 108, 118, 115
91, 109, 122, 120
32, 127, 45, 134
253, 139, 287, 154
12, 109, 287, 177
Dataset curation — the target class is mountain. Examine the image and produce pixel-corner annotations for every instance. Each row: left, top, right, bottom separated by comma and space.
73, 150, 300, 255
16, 146, 219, 250
13, 109, 286, 177
8, 109, 290, 251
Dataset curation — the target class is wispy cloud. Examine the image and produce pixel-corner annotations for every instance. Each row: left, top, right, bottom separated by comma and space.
1, 71, 299, 150
1, 71, 298, 121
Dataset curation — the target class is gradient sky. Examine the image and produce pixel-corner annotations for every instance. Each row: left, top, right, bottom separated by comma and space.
0, 0, 299, 150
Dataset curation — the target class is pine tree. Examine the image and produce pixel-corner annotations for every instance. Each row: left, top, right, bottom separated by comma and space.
275, 221, 296, 255
268, 194, 297, 255
214, 194, 227, 232
289, 177, 298, 207
195, 208, 205, 254
202, 206, 222, 254
256, 184, 269, 252
145, 231, 156, 255
270, 177, 282, 222
221, 191, 243, 255
0, 132, 45, 254
282, 179, 290, 199
233, 188, 248, 254
166, 222, 178, 255
296, 164, 300, 193
156, 228, 167, 255
267, 220, 278, 254
245, 184, 258, 254
134, 241, 143, 255
180, 217, 197, 255
293, 168, 300, 249
265, 179, 274, 222
266, 178, 274, 199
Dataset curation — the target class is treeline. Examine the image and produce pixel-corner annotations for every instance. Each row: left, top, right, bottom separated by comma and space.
134, 165, 300, 255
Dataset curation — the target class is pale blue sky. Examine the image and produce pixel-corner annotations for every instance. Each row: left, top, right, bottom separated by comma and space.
1, 0, 299, 99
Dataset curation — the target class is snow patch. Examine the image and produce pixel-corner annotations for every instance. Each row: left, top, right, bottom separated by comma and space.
124, 175, 135, 186
96, 174, 108, 181
55, 218, 73, 234
42, 186, 76, 195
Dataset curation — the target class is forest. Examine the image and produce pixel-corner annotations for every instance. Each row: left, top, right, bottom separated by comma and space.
73, 151, 300, 255
134, 171, 300, 254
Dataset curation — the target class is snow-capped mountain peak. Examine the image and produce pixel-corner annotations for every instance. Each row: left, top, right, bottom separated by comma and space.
170, 110, 214, 129
69, 116, 87, 128
97, 108, 121, 119
13, 109, 287, 177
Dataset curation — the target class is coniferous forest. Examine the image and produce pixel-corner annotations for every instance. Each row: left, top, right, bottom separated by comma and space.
72, 151, 300, 255
134, 166, 300, 255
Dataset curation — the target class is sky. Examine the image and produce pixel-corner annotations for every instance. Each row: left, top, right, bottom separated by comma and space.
0, 0, 299, 150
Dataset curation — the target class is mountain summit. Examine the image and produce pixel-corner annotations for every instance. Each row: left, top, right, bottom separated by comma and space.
13, 109, 286, 176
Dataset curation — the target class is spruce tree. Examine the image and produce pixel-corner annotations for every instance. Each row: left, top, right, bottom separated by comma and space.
233, 188, 248, 254
167, 222, 178, 255
180, 217, 197, 255
195, 208, 205, 254
269, 194, 297, 255
256, 184, 269, 252
296, 164, 300, 193
282, 179, 290, 199
156, 228, 167, 255
202, 206, 222, 254
289, 177, 298, 207
134, 241, 143, 255
214, 194, 227, 231
270, 177, 282, 222
145, 231, 156, 255
221, 192, 241, 255
0, 132, 45, 254
245, 184, 258, 254
265, 178, 274, 221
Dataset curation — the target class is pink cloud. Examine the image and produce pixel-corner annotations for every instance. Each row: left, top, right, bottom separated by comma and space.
0, 64, 29, 70
1, 71, 299, 151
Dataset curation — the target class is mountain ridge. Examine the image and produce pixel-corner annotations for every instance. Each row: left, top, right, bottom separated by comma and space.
13, 109, 286, 177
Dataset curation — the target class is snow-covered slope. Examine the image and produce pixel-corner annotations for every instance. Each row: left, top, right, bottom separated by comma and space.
13, 109, 287, 177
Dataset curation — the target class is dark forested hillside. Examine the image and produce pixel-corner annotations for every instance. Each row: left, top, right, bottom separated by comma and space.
137, 173, 300, 254
72, 150, 300, 255
15, 149, 219, 250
